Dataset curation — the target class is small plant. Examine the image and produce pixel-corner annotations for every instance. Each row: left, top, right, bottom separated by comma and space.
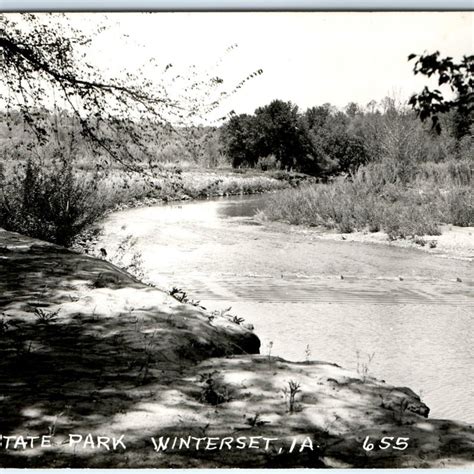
137, 330, 157, 384
170, 287, 187, 302
429, 240, 437, 248
220, 306, 232, 316
199, 371, 231, 405
267, 341, 273, 358
209, 306, 246, 325
48, 410, 67, 437
232, 315, 245, 325
245, 412, 261, 427
207, 314, 215, 323
170, 287, 206, 309
244, 412, 270, 427
127, 252, 146, 281
283, 380, 301, 413
210, 306, 232, 318
110, 235, 146, 280
90, 306, 99, 322
34, 307, 60, 324
254, 209, 268, 223
356, 350, 375, 382
266, 340, 274, 368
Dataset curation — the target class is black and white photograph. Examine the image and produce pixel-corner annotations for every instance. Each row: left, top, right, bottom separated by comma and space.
0, 9, 473, 468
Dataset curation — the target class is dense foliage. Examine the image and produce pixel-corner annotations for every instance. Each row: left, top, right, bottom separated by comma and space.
0, 157, 105, 246
408, 52, 473, 138
219, 97, 469, 178
220, 100, 368, 175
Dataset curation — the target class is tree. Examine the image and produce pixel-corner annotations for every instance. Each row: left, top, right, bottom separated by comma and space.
253, 100, 307, 170
345, 102, 362, 118
303, 107, 368, 175
220, 100, 370, 176
220, 113, 259, 168
408, 51, 473, 138
220, 100, 309, 171
0, 13, 262, 174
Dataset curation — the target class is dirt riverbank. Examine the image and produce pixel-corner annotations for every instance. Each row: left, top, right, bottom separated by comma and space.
284, 223, 474, 262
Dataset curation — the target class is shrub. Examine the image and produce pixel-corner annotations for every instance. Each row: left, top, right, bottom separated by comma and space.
262, 173, 459, 239
257, 154, 278, 171
0, 158, 105, 246
382, 203, 441, 240
199, 371, 231, 405
440, 188, 474, 227
282, 380, 302, 413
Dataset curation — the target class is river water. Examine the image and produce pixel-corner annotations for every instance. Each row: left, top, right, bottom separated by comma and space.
99, 194, 474, 422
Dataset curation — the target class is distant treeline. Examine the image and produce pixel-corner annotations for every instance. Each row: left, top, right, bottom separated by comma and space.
0, 95, 471, 179
219, 98, 472, 178
0, 109, 223, 171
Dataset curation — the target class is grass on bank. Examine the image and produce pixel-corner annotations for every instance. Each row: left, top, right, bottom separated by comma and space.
261, 159, 473, 239
98, 168, 291, 205
0, 158, 291, 247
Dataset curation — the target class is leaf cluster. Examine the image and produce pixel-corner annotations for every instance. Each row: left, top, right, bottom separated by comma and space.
0, 13, 263, 175
408, 52, 473, 136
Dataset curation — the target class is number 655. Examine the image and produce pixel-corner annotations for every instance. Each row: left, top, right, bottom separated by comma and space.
362, 436, 409, 451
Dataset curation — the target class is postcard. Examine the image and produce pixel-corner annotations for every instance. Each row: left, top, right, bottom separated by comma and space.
0, 10, 472, 468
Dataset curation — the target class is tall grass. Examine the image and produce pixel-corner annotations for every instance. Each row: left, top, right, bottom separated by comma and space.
93, 169, 289, 209
263, 159, 473, 239
0, 156, 288, 247
0, 158, 106, 246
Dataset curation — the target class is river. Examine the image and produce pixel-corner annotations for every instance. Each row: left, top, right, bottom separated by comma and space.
98, 194, 474, 422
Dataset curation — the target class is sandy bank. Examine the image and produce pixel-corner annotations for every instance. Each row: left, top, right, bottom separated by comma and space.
0, 229, 472, 468
273, 223, 474, 262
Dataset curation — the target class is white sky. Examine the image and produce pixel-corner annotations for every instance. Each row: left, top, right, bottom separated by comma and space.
9, 12, 474, 120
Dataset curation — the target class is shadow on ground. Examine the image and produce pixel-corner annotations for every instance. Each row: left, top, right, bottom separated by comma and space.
0, 230, 472, 468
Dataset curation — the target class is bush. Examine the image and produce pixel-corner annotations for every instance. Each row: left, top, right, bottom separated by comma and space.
382, 203, 441, 240
0, 158, 106, 246
256, 154, 278, 171
261, 173, 468, 239
440, 188, 474, 227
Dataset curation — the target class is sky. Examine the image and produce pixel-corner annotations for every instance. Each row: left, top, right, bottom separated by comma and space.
6, 12, 474, 122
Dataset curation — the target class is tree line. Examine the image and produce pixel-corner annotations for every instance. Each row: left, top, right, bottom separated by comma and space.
218, 96, 471, 179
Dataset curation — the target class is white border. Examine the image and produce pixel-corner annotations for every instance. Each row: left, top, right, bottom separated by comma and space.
1, 0, 473, 11
0, 3, 472, 474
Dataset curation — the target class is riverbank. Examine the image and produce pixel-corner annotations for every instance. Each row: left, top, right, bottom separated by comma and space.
0, 162, 311, 249
1, 228, 473, 468
71, 168, 310, 251
260, 220, 474, 262
98, 167, 310, 213
259, 167, 473, 242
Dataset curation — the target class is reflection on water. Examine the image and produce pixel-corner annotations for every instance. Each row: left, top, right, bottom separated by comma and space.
217, 195, 272, 218
101, 194, 474, 422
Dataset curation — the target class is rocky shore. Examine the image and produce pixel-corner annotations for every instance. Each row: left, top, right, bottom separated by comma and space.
0, 229, 472, 468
